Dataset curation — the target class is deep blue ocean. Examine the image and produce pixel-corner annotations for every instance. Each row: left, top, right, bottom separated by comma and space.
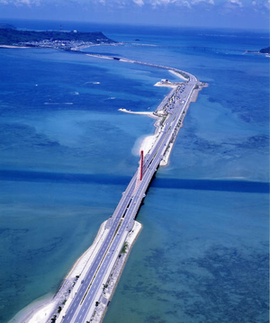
0, 20, 269, 323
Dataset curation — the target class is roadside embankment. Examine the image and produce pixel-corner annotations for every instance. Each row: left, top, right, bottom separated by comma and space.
190, 82, 208, 103
10, 220, 111, 323
89, 221, 143, 323
8, 295, 55, 323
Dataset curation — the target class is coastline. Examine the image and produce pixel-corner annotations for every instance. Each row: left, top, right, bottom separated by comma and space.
0, 45, 31, 49
140, 134, 159, 154
118, 108, 158, 119
8, 294, 55, 323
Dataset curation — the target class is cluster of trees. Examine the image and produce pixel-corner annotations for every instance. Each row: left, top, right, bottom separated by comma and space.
0, 28, 115, 45
260, 47, 270, 54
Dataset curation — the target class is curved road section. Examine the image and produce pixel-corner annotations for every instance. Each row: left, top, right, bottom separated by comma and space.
58, 58, 205, 323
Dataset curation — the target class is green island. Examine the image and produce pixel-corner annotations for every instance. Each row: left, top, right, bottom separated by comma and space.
0, 26, 116, 50
259, 46, 270, 54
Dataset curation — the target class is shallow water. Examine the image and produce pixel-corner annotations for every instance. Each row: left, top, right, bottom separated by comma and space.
0, 21, 269, 323
105, 188, 268, 323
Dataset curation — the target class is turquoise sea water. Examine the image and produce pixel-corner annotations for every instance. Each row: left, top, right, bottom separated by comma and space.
0, 21, 269, 323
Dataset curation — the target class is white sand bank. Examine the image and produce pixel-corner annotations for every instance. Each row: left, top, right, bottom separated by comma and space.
86, 54, 113, 60
140, 134, 158, 154
8, 295, 55, 323
27, 302, 56, 323
0, 45, 30, 49
154, 81, 178, 88
118, 108, 157, 119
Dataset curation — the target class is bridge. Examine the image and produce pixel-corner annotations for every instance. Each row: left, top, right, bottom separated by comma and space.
55, 62, 204, 323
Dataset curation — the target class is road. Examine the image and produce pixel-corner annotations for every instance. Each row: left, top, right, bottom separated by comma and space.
59, 67, 200, 323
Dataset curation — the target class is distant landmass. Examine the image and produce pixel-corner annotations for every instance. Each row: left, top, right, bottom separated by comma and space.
0, 23, 16, 29
245, 46, 270, 56
0, 27, 116, 50
259, 47, 270, 54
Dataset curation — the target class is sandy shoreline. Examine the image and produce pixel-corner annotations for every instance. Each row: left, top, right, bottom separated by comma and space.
118, 108, 158, 119
8, 294, 55, 323
154, 81, 178, 88
0, 45, 31, 49
140, 134, 158, 154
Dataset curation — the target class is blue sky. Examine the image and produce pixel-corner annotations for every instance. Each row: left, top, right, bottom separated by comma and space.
0, 0, 269, 30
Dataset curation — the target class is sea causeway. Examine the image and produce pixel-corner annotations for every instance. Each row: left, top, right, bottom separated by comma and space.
10, 48, 207, 323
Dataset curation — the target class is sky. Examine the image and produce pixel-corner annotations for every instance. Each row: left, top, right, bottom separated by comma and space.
0, 0, 269, 30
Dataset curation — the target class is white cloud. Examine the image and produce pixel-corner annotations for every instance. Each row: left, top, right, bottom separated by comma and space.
133, 0, 145, 6
149, 0, 214, 7
0, 0, 217, 8
192, 0, 215, 4
183, 0, 192, 7
17, 0, 30, 4
150, 0, 172, 6
260, 0, 270, 9
229, 0, 243, 7
13, 0, 40, 6
2, 0, 269, 12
